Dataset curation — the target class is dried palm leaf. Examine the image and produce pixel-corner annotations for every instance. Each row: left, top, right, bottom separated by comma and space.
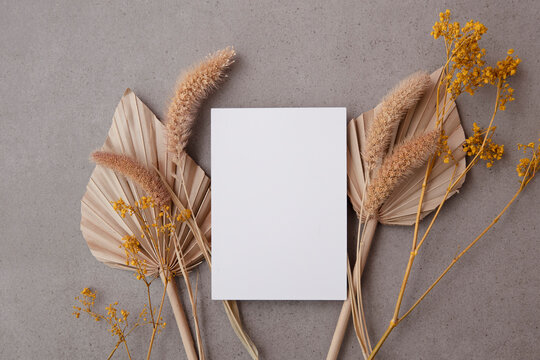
327, 68, 467, 360
81, 89, 210, 360
348, 68, 466, 225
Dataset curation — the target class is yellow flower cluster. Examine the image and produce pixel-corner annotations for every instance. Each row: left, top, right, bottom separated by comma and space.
111, 196, 156, 218
135, 196, 154, 209
432, 9, 520, 111
73, 288, 156, 348
516, 140, 540, 183
111, 198, 133, 218
482, 49, 520, 111
113, 196, 193, 280
176, 208, 192, 222
462, 123, 504, 168
72, 287, 96, 319
121, 235, 148, 281
437, 129, 454, 163
105, 301, 129, 340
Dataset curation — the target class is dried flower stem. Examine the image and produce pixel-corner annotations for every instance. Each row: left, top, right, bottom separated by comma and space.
381, 84, 503, 336
169, 208, 205, 360
402, 177, 528, 321
147, 276, 170, 360
367, 19, 520, 355
155, 168, 259, 360
416, 80, 502, 253
391, 154, 435, 323
367, 83, 500, 360
124, 342, 133, 360
367, 160, 533, 360
111, 197, 197, 359
106, 342, 121, 360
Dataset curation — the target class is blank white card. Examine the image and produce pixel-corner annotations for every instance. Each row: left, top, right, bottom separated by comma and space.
211, 108, 346, 300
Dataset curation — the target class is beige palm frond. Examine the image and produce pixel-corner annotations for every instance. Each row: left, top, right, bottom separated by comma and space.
347, 68, 466, 225
81, 89, 211, 360
82, 88, 258, 360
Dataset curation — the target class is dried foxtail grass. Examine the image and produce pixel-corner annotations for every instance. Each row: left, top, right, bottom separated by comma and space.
91, 151, 170, 206
365, 71, 432, 170
167, 47, 236, 161
364, 130, 440, 215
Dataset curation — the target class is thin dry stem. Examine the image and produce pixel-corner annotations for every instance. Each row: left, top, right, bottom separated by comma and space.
367, 71, 511, 360
401, 165, 533, 322
146, 278, 169, 360
155, 167, 258, 359
368, 170, 531, 360
124, 341, 132, 360
170, 209, 205, 360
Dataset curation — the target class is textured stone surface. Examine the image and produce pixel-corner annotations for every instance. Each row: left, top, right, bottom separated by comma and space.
1, 1, 539, 359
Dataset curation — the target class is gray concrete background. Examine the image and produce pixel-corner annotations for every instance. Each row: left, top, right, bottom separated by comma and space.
1, 0, 539, 359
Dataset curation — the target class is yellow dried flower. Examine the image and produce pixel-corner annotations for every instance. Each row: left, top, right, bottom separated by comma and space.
120, 234, 149, 281
176, 208, 192, 222
432, 9, 520, 110
436, 129, 455, 164
113, 196, 194, 279
462, 122, 504, 168
516, 139, 540, 183
73, 288, 155, 352
81, 195, 196, 357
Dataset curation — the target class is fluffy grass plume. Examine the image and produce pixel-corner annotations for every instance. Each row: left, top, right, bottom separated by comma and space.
365, 71, 432, 170
364, 130, 440, 215
166, 47, 236, 161
91, 151, 170, 206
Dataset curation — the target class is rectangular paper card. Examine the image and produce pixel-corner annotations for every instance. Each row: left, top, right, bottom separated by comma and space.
211, 108, 347, 300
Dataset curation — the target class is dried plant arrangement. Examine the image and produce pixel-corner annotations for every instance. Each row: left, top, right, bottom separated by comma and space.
328, 67, 465, 360
78, 48, 258, 360
165, 46, 259, 360
328, 9, 533, 360
80, 89, 210, 360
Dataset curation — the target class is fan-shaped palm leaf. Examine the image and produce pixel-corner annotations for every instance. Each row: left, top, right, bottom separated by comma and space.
81, 89, 210, 360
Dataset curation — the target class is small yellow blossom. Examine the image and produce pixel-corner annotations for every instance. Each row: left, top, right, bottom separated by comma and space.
73, 288, 156, 350
81, 196, 196, 356
516, 139, 540, 183
176, 209, 192, 222
462, 123, 504, 168
432, 9, 520, 111
437, 129, 455, 163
